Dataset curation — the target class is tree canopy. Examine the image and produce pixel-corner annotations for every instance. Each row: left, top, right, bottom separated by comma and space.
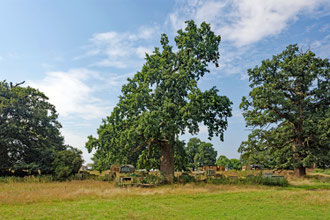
186, 138, 217, 169
216, 155, 230, 167
86, 20, 232, 180
0, 80, 82, 177
53, 146, 83, 180
239, 45, 330, 176
216, 155, 242, 170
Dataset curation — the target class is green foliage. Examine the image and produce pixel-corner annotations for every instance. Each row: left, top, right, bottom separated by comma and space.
229, 159, 242, 170
194, 142, 217, 167
137, 145, 160, 171
239, 131, 271, 169
216, 155, 229, 167
176, 173, 196, 184
186, 138, 201, 169
208, 174, 289, 187
174, 139, 189, 171
240, 45, 330, 173
216, 155, 242, 170
90, 151, 110, 173
86, 21, 232, 176
186, 138, 217, 170
0, 80, 67, 176
53, 147, 83, 180
140, 174, 164, 185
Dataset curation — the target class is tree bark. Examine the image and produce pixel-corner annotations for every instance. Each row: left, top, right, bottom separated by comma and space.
292, 125, 306, 177
294, 166, 306, 177
160, 141, 174, 182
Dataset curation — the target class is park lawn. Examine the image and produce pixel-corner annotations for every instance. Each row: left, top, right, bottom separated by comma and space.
0, 181, 329, 219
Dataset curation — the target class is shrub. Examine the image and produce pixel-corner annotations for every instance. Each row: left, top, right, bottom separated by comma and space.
141, 174, 164, 185
176, 173, 196, 184
207, 174, 289, 187
53, 147, 83, 180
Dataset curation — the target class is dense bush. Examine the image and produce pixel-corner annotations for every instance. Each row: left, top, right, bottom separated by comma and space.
176, 173, 196, 184
53, 147, 83, 180
141, 174, 164, 185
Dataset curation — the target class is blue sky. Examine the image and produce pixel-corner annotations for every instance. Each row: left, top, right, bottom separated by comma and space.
1, 0, 329, 164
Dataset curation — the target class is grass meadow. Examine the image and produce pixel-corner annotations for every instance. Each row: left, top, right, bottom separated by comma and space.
0, 178, 329, 219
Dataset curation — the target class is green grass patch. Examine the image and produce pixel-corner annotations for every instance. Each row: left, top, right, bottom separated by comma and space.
313, 169, 330, 175
0, 184, 329, 219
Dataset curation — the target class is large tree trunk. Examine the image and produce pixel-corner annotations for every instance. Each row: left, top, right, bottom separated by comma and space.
292, 123, 306, 177
160, 141, 174, 182
294, 166, 306, 177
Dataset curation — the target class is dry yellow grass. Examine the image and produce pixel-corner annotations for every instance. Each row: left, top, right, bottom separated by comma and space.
1, 180, 329, 206
0, 180, 268, 205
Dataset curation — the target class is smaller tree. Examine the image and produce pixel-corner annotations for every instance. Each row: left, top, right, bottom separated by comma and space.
186, 138, 201, 170
53, 146, 83, 180
217, 155, 242, 170
186, 138, 217, 169
229, 159, 242, 170
216, 155, 230, 167
194, 142, 217, 167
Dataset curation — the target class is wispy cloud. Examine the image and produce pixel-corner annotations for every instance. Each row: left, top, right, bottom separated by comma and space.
80, 26, 159, 69
169, 0, 328, 47
28, 69, 110, 120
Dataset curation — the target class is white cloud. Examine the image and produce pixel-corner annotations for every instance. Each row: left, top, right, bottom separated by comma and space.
85, 26, 159, 69
219, 0, 320, 46
28, 69, 109, 120
169, 0, 328, 47
195, 1, 227, 24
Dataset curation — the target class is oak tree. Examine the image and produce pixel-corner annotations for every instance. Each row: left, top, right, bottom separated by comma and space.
240, 45, 329, 176
86, 21, 232, 180
0, 80, 82, 177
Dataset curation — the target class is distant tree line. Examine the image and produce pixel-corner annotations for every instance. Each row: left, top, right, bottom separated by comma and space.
0, 81, 83, 179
